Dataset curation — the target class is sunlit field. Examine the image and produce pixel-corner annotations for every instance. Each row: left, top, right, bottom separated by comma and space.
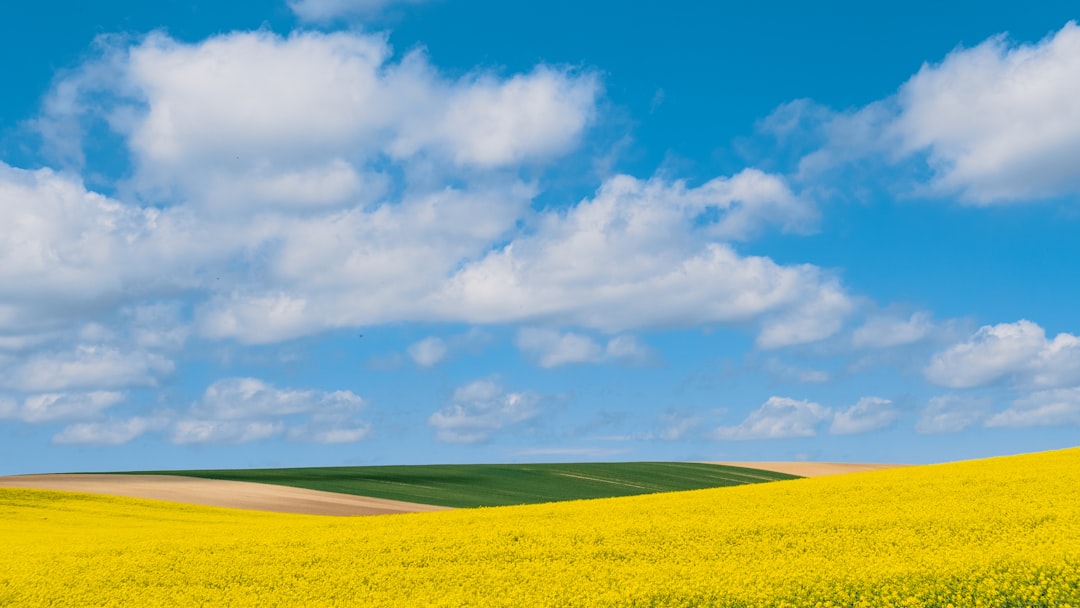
3, 448, 1080, 607
128, 461, 796, 507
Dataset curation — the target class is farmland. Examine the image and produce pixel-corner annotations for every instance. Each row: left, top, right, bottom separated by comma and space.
3, 447, 1080, 606
121, 461, 795, 507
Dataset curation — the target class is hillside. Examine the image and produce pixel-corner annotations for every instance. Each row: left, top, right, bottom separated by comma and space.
122, 461, 796, 507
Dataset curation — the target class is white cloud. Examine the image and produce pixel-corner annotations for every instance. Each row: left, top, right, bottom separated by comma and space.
19, 376, 371, 446
42, 30, 599, 210
440, 172, 847, 344
515, 329, 603, 367
797, 22, 1080, 203
829, 396, 897, 435
852, 311, 935, 349
754, 284, 852, 349
891, 22, 1080, 202
925, 320, 1080, 389
166, 378, 370, 445
926, 321, 1043, 388
52, 416, 168, 446
195, 184, 531, 343
0, 164, 206, 332
1, 345, 173, 392
603, 335, 654, 365
402, 67, 600, 168
514, 328, 655, 368
985, 387, 1080, 428
407, 337, 448, 367
171, 419, 284, 445
191, 377, 364, 421
288, 0, 430, 21
711, 396, 830, 440
428, 379, 541, 443
191, 171, 846, 346
286, 424, 372, 444
14, 28, 852, 353
0, 391, 124, 424
126, 303, 190, 351
915, 395, 990, 434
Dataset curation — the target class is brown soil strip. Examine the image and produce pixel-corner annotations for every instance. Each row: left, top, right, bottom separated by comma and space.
0, 474, 451, 516
708, 462, 910, 477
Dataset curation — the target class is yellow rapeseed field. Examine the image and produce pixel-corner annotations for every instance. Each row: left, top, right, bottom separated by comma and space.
3, 448, 1080, 607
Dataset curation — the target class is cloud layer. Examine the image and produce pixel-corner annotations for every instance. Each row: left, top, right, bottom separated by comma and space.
925, 320, 1080, 389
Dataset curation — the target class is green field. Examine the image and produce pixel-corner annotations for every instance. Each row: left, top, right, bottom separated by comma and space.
125, 462, 797, 508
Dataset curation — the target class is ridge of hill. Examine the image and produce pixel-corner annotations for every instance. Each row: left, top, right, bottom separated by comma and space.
121, 461, 797, 508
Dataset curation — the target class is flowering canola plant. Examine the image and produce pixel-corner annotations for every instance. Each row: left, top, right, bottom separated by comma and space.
3, 447, 1080, 607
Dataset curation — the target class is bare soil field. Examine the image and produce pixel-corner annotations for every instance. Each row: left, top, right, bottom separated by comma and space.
708, 462, 909, 477
0, 474, 451, 516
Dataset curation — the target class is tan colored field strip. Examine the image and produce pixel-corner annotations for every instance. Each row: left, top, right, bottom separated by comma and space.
709, 462, 910, 477
0, 474, 451, 516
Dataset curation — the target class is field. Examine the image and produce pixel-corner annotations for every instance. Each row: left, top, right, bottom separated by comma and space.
122, 461, 795, 507
3, 448, 1080, 606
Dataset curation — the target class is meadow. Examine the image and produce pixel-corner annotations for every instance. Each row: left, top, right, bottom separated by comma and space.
123, 461, 796, 507
3, 447, 1079, 606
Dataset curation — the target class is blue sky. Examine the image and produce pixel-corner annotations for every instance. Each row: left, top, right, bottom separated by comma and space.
2, 0, 1079, 475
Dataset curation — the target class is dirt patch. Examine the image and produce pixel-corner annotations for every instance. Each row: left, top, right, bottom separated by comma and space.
708, 462, 910, 477
0, 474, 451, 516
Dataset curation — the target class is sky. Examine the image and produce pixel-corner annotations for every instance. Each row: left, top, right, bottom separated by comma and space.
2, 0, 1079, 475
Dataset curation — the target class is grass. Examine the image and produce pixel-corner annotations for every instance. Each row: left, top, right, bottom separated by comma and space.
121, 462, 797, 508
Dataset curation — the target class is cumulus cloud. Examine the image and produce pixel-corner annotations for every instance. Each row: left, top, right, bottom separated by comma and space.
439, 172, 846, 345
0, 164, 208, 333
126, 303, 191, 351
407, 337, 448, 367
796, 21, 1080, 203
602, 335, 654, 365
41, 30, 598, 209
189, 170, 846, 346
194, 184, 532, 343
0, 391, 124, 424
925, 320, 1080, 389
52, 416, 169, 446
428, 379, 541, 443
1, 345, 173, 392
12, 28, 851, 353
711, 396, 831, 440
891, 22, 1080, 202
286, 424, 371, 444
515, 329, 602, 367
514, 328, 654, 367
191, 377, 363, 420
829, 396, 897, 435
140, 378, 371, 446
403, 328, 491, 368
852, 311, 935, 349
171, 419, 284, 445
985, 387, 1080, 428
915, 394, 990, 434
